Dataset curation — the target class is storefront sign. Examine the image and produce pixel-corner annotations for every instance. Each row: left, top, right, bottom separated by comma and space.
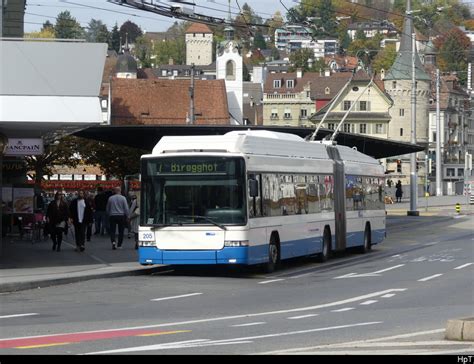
5, 138, 43, 156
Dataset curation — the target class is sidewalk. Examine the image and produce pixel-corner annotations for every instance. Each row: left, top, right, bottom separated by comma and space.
0, 195, 472, 294
0, 230, 166, 293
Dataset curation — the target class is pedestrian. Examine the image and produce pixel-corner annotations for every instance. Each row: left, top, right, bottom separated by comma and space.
129, 193, 140, 250
93, 186, 109, 235
395, 180, 403, 203
85, 191, 95, 242
69, 190, 94, 252
106, 186, 130, 250
46, 192, 69, 252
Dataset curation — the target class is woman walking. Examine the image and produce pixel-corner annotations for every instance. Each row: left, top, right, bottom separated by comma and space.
46, 192, 69, 252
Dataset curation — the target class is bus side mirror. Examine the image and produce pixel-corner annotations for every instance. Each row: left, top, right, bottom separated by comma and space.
249, 179, 259, 197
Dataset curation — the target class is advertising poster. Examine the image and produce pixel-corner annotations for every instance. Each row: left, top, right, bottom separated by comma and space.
13, 188, 34, 214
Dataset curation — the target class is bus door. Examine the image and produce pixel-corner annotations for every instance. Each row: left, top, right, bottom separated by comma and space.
327, 146, 346, 251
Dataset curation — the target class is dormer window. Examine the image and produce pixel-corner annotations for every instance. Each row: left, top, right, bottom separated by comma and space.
273, 80, 281, 88
325, 87, 330, 95
286, 79, 294, 88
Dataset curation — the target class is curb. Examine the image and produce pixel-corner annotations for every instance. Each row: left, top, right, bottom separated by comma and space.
0, 265, 169, 294
445, 318, 474, 341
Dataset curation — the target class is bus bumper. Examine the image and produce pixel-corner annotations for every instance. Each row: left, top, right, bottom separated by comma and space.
138, 246, 250, 265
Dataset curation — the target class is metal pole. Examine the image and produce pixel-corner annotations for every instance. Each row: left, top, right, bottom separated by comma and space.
189, 63, 195, 125
408, 30, 419, 216
0, 0, 4, 37
436, 68, 442, 196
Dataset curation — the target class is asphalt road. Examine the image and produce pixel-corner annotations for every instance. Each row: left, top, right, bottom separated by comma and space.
1, 213, 473, 355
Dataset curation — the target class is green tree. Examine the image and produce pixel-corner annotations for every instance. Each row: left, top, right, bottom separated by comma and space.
54, 10, 84, 39
433, 27, 471, 84
110, 23, 121, 52
86, 19, 110, 44
119, 20, 143, 45
289, 48, 314, 72
24, 137, 82, 190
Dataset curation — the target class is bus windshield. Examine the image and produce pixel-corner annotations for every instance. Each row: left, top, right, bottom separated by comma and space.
141, 156, 246, 227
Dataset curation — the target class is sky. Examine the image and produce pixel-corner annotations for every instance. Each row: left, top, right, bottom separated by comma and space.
24, 0, 289, 33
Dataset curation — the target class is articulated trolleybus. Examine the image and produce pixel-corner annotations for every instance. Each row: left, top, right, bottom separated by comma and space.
138, 130, 386, 272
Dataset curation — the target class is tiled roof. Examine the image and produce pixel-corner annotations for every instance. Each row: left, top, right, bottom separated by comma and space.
111, 78, 229, 125
186, 22, 213, 34
264, 71, 353, 101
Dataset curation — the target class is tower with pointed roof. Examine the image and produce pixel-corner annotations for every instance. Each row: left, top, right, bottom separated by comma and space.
384, 0, 431, 145
216, 1, 243, 124
185, 23, 213, 66
383, 0, 431, 183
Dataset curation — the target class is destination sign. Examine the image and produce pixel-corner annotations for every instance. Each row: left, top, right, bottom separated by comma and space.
157, 161, 226, 174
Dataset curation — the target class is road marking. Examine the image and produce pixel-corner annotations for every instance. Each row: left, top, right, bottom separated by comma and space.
151, 293, 203, 302
136, 330, 191, 337
381, 293, 396, 298
331, 307, 355, 312
261, 328, 447, 355
454, 263, 473, 270
360, 300, 378, 305
16, 342, 71, 349
85, 321, 383, 354
0, 289, 405, 349
258, 279, 285, 285
287, 314, 319, 320
334, 264, 404, 279
424, 242, 439, 246
0, 313, 39, 319
231, 322, 266, 327
418, 274, 443, 282
0, 329, 188, 349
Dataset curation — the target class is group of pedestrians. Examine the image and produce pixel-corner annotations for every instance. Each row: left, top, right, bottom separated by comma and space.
45, 187, 140, 252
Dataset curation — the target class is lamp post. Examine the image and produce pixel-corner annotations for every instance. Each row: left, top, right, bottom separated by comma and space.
0, 132, 9, 257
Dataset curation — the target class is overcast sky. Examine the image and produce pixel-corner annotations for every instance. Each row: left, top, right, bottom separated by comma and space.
25, 0, 289, 33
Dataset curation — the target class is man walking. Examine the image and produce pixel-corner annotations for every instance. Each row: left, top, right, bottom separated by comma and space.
94, 187, 108, 235
69, 190, 93, 252
106, 186, 130, 250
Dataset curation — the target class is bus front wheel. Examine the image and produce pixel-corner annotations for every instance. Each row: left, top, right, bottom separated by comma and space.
265, 237, 280, 273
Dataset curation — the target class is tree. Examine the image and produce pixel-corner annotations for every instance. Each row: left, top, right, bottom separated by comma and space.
24, 137, 82, 191
54, 11, 84, 39
75, 138, 146, 180
110, 23, 121, 52
119, 20, 143, 46
86, 19, 110, 44
433, 28, 471, 84
289, 48, 314, 72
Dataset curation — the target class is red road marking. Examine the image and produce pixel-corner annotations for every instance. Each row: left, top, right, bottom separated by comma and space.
0, 329, 174, 349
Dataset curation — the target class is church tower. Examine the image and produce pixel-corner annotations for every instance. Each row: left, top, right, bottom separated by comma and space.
216, 2, 243, 124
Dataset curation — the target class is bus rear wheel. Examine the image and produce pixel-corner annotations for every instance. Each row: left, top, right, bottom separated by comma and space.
359, 224, 372, 254
316, 227, 331, 263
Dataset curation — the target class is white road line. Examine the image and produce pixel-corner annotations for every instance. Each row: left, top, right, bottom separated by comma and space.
258, 279, 285, 285
1, 289, 404, 345
151, 293, 203, 302
417, 274, 443, 282
331, 307, 355, 312
424, 242, 439, 246
287, 314, 319, 320
381, 293, 396, 298
85, 321, 382, 355
231, 322, 266, 327
454, 263, 473, 270
360, 300, 378, 305
0, 313, 39, 319
372, 264, 405, 274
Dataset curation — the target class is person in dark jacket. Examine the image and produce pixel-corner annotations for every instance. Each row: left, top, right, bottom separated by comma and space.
46, 192, 69, 252
69, 190, 93, 252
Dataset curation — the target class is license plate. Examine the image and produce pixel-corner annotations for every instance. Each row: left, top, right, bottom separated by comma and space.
139, 231, 155, 241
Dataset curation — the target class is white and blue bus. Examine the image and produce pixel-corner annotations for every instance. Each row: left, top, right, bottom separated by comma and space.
138, 130, 386, 272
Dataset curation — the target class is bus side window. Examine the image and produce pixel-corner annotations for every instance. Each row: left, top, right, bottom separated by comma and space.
248, 174, 262, 218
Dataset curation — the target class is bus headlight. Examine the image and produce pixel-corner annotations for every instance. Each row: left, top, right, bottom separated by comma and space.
224, 240, 249, 247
